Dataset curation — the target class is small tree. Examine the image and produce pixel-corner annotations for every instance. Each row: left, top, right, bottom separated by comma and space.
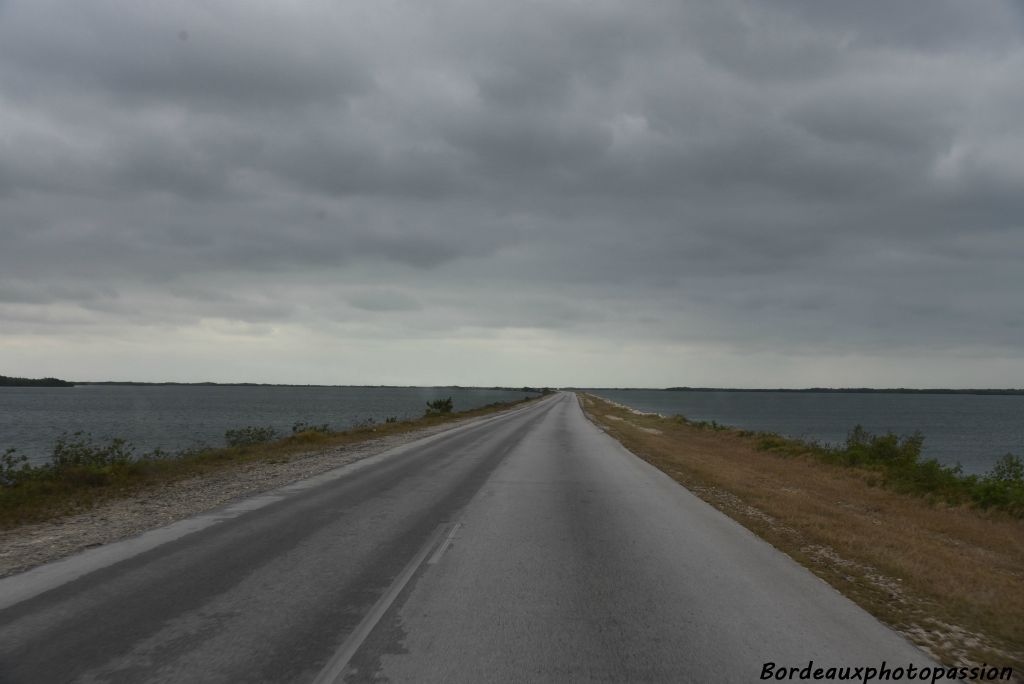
425, 396, 454, 415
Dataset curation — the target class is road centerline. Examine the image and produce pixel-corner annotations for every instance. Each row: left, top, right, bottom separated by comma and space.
312, 521, 457, 684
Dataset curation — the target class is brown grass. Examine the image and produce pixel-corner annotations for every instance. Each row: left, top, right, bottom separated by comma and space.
580, 393, 1024, 675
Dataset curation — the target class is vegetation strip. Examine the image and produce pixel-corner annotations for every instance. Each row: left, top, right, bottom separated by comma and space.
0, 395, 542, 529
579, 393, 1024, 678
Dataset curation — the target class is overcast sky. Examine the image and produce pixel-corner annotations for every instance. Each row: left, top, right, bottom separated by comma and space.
2, 0, 1023, 387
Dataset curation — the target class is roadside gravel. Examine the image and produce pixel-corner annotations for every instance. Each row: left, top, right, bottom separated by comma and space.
0, 417, 479, 578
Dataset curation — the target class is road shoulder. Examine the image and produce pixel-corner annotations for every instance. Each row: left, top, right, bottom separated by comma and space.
578, 392, 1024, 678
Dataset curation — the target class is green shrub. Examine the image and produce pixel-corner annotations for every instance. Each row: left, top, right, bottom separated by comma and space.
756, 433, 790, 452
990, 452, 1024, 483
425, 397, 454, 415
51, 432, 134, 469
1, 448, 30, 486
841, 425, 924, 469
224, 426, 278, 447
687, 418, 730, 431
971, 454, 1024, 514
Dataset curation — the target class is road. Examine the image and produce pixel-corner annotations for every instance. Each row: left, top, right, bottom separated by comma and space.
0, 392, 932, 683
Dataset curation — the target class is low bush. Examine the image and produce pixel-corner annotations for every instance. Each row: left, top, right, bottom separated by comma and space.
51, 432, 134, 470
291, 421, 331, 435
425, 397, 454, 415
756, 433, 791, 452
224, 426, 278, 447
700, 419, 728, 431
669, 414, 727, 431
838, 425, 924, 469
972, 453, 1024, 514
991, 452, 1024, 482
1, 448, 30, 486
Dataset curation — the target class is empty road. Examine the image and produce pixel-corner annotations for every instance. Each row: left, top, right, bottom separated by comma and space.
0, 392, 931, 682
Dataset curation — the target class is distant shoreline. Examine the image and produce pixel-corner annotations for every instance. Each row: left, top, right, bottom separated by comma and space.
4, 377, 1022, 394
1, 378, 548, 392
71, 383, 550, 393
589, 387, 1024, 396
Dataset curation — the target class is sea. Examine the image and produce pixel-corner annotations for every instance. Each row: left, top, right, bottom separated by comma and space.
0, 385, 535, 467
590, 389, 1024, 476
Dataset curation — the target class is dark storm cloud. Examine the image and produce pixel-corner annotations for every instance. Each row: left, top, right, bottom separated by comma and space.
0, 2, 371, 109
1, 0, 1023, 382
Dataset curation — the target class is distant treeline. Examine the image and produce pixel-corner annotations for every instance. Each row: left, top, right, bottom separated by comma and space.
72, 382, 549, 392
0, 375, 74, 387
78, 381, 325, 387
662, 387, 1024, 396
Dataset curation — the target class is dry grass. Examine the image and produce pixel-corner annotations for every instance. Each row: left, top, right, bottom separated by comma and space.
580, 393, 1024, 675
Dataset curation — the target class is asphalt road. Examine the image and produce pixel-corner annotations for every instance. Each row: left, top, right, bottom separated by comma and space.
0, 392, 932, 683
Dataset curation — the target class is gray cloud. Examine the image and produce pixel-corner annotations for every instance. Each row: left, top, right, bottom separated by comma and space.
1, 0, 1022, 385
0, 2, 371, 109
348, 289, 421, 313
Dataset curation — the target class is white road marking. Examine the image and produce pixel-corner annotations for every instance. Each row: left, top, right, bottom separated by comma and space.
311, 521, 458, 684
427, 521, 462, 565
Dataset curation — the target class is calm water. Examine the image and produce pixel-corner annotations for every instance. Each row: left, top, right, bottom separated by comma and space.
591, 389, 1024, 475
0, 386, 535, 466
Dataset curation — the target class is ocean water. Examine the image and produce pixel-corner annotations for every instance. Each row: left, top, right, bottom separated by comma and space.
591, 389, 1024, 476
0, 385, 535, 466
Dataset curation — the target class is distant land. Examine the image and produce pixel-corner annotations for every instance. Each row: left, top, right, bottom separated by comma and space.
573, 386, 1024, 395
0, 375, 74, 387
660, 387, 1024, 396
3, 377, 1020, 395
46, 381, 550, 393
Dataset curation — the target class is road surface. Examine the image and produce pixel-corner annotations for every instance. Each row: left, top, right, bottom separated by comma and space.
0, 392, 932, 682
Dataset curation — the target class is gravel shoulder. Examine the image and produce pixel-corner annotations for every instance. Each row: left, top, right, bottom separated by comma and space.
0, 416, 486, 579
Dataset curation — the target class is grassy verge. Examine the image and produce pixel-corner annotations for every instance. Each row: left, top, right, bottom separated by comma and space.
752, 428, 1024, 516
579, 393, 1024, 675
0, 395, 540, 529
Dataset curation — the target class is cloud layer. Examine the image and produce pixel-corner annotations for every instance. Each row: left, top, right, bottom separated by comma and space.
2, 0, 1023, 386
